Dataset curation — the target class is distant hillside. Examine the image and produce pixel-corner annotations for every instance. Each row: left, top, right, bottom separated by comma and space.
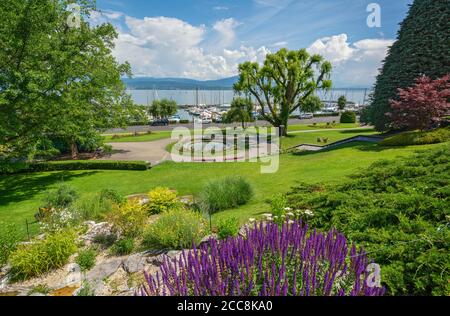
123, 76, 239, 90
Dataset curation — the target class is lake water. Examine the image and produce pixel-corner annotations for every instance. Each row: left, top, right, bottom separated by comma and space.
127, 89, 371, 120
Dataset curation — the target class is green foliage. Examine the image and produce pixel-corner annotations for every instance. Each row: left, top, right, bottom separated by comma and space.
366, 0, 450, 131
76, 248, 97, 272
111, 238, 135, 256
74, 189, 123, 221
76, 281, 95, 296
286, 147, 450, 295
380, 128, 450, 147
1, 160, 151, 175
92, 233, 117, 248
9, 230, 78, 281
340, 111, 356, 124
224, 97, 255, 128
108, 200, 147, 238
0, 224, 20, 266
28, 284, 51, 296
148, 98, 178, 119
216, 217, 240, 240
0, 0, 138, 159
301, 96, 324, 114
143, 208, 208, 250
145, 187, 180, 215
199, 176, 254, 213
234, 48, 332, 134
337, 96, 347, 111
43, 183, 79, 209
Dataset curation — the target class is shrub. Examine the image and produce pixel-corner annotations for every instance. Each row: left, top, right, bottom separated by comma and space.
74, 189, 123, 221
9, 230, 77, 281
111, 238, 135, 256
1, 160, 151, 175
216, 217, 240, 240
141, 221, 385, 296
44, 183, 79, 209
0, 224, 20, 266
93, 233, 117, 248
145, 187, 180, 214
286, 147, 450, 295
180, 120, 190, 124
388, 75, 450, 131
199, 176, 254, 213
28, 284, 51, 296
76, 281, 95, 296
108, 200, 147, 238
143, 208, 208, 250
379, 127, 450, 147
340, 111, 356, 123
76, 248, 97, 272
38, 208, 80, 233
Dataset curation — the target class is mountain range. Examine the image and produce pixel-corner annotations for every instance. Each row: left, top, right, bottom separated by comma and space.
122, 76, 371, 90
123, 76, 238, 90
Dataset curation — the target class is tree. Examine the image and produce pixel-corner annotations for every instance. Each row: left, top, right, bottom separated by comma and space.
225, 97, 255, 129
366, 0, 450, 131
148, 99, 178, 119
301, 96, 324, 114
234, 48, 332, 136
337, 96, 347, 112
387, 75, 450, 131
0, 0, 137, 160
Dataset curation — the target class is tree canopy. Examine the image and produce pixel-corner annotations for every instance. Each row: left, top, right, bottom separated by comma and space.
148, 99, 178, 119
365, 0, 450, 131
224, 97, 255, 129
337, 96, 347, 111
234, 48, 332, 135
301, 96, 324, 114
0, 0, 138, 159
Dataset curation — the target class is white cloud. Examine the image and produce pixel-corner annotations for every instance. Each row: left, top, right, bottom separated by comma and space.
213, 18, 241, 47
307, 34, 394, 87
213, 6, 229, 11
110, 14, 269, 79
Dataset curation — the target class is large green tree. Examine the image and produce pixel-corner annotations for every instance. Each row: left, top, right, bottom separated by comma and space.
0, 0, 137, 159
234, 48, 332, 136
366, 0, 450, 131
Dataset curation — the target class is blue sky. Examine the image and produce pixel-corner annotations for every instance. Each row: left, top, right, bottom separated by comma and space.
94, 0, 413, 87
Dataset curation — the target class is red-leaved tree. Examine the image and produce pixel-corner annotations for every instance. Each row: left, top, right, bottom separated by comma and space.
387, 74, 450, 131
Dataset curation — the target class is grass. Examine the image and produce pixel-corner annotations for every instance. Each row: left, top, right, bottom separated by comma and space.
103, 131, 173, 143
281, 128, 377, 149
102, 123, 365, 143
1, 141, 446, 239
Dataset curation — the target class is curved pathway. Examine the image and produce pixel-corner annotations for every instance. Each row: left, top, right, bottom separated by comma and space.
101, 138, 174, 166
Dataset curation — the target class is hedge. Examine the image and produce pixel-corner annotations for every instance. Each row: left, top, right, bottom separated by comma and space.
0, 160, 151, 175
379, 127, 450, 147
340, 111, 357, 123
313, 113, 340, 118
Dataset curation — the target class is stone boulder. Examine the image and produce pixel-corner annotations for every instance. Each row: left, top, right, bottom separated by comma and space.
81, 222, 114, 246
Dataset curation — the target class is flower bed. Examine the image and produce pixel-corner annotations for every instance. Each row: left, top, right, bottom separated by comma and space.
141, 221, 385, 296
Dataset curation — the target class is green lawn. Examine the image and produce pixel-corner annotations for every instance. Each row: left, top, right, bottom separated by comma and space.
1, 141, 445, 239
281, 128, 377, 149
103, 123, 365, 143
103, 131, 172, 143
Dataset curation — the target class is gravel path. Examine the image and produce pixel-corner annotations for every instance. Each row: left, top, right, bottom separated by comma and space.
101, 138, 174, 165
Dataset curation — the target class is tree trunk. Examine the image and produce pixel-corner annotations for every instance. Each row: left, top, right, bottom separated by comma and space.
70, 141, 79, 160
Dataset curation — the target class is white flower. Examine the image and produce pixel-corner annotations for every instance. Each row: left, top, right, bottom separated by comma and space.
249, 218, 256, 223
284, 207, 292, 211
304, 210, 314, 217
262, 213, 273, 218
281, 215, 286, 219
288, 220, 295, 225
273, 216, 279, 220
286, 212, 294, 217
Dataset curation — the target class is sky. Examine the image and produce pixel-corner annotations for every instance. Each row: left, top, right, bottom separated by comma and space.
93, 0, 413, 87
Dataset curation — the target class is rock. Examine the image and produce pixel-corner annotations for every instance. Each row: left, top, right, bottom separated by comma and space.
199, 234, 218, 247
86, 257, 123, 282
123, 253, 149, 274
179, 195, 194, 206
28, 293, 47, 297
63, 263, 83, 287
81, 222, 114, 246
